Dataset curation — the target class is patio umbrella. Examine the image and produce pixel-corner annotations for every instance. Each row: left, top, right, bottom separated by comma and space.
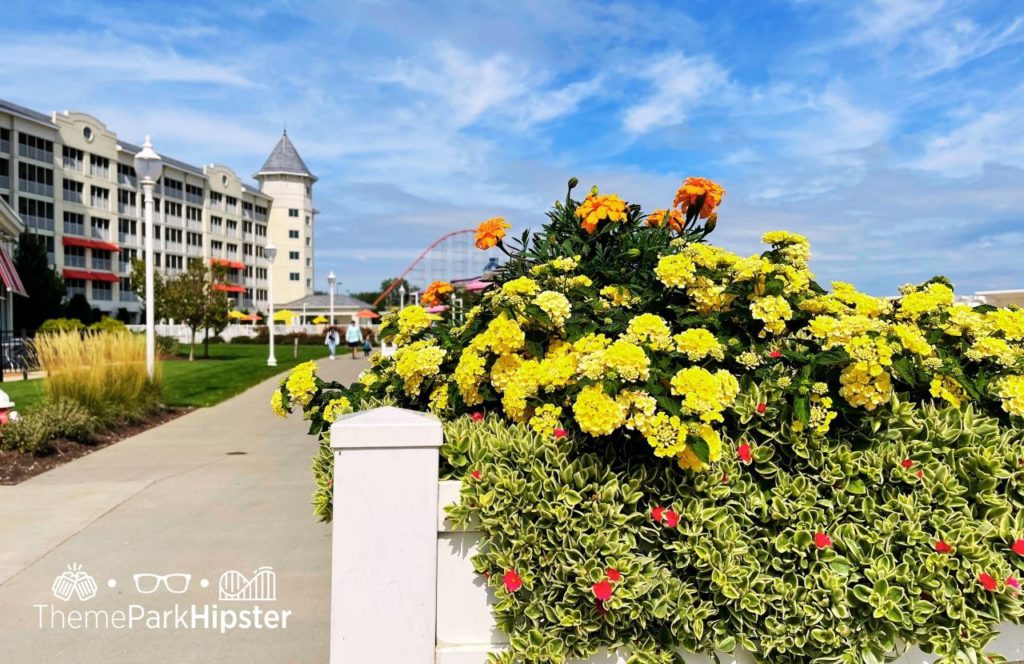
355, 309, 380, 319
311, 315, 329, 324
228, 310, 247, 320
272, 309, 298, 322
462, 279, 492, 292
242, 314, 263, 324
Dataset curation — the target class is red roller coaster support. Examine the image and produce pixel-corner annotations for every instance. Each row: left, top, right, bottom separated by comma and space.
372, 228, 476, 307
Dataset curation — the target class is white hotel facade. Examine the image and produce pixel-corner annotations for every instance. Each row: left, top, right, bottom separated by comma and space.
0, 98, 316, 324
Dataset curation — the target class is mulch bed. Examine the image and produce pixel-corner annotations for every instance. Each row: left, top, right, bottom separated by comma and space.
0, 407, 194, 485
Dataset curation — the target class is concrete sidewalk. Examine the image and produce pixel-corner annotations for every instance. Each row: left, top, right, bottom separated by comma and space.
0, 356, 366, 663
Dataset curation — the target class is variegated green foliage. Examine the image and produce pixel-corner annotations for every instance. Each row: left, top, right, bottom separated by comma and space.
444, 396, 1024, 664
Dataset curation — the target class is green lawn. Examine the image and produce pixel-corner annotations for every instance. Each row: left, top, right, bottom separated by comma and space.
0, 342, 334, 411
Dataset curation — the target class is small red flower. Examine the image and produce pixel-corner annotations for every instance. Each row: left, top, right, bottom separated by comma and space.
664, 510, 680, 528
470, 470, 482, 480
592, 579, 613, 602
1012, 539, 1024, 556
756, 403, 767, 414
1007, 576, 1020, 592
553, 428, 568, 439
606, 568, 622, 583
503, 570, 523, 593
979, 573, 997, 591
934, 540, 952, 554
721, 473, 729, 484
901, 459, 914, 469
916, 469, 924, 478
814, 532, 833, 549
769, 350, 783, 359
651, 506, 665, 522
471, 411, 484, 422
737, 443, 752, 464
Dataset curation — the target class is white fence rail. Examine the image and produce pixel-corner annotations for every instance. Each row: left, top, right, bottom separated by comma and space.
329, 407, 1024, 664
126, 323, 326, 343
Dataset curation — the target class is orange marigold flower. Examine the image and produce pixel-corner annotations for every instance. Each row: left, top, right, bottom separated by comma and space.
421, 280, 454, 307
575, 194, 628, 234
474, 217, 510, 250
646, 208, 685, 233
673, 177, 725, 219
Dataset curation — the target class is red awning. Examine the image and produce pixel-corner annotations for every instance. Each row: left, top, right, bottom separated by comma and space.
62, 236, 121, 253
211, 258, 245, 270
0, 247, 27, 296
213, 283, 246, 293
63, 269, 119, 283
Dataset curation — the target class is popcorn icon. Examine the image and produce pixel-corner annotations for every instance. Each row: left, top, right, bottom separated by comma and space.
51, 563, 98, 601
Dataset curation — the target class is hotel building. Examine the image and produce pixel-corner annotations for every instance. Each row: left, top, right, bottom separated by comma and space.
0, 98, 316, 324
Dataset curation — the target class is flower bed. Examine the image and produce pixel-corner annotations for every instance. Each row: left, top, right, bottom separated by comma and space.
277, 177, 1024, 663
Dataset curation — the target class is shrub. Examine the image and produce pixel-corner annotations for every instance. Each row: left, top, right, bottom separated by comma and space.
1, 412, 55, 454
156, 335, 179, 358
36, 398, 98, 442
35, 331, 160, 425
37, 318, 84, 334
277, 177, 1024, 662
89, 316, 127, 333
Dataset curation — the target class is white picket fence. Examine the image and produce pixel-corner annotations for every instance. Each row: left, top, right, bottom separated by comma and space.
328, 407, 1024, 664
126, 323, 325, 343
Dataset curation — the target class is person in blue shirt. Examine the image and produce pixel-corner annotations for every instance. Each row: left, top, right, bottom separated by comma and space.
345, 318, 364, 360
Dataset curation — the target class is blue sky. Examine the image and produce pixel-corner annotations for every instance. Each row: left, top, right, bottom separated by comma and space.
2, 0, 1023, 295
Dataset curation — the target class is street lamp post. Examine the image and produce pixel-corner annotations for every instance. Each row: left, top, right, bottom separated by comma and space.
398, 283, 406, 310
327, 271, 336, 325
266, 242, 278, 367
133, 137, 163, 381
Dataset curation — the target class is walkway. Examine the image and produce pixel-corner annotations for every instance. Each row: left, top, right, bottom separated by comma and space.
0, 356, 366, 663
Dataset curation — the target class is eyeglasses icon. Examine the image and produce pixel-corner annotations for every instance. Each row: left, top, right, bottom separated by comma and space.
133, 573, 191, 594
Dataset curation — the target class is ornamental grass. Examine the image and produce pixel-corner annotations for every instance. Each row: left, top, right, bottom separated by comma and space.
35, 330, 160, 425
276, 177, 1024, 663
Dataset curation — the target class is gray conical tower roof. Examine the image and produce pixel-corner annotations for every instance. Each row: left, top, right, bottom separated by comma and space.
256, 131, 316, 181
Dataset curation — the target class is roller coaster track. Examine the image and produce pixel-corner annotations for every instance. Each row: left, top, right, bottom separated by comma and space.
372, 229, 476, 307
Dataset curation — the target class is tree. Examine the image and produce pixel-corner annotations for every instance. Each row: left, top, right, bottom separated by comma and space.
13, 231, 65, 334
65, 293, 93, 325
129, 258, 167, 321
163, 262, 211, 361
200, 264, 230, 358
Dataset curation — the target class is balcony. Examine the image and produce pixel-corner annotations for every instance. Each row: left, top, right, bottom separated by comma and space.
19, 179, 54, 197
186, 192, 203, 205
63, 189, 83, 204
63, 157, 84, 173
118, 233, 139, 246
64, 222, 85, 236
165, 188, 183, 200
118, 260, 131, 273
90, 196, 109, 210
25, 214, 55, 232
19, 144, 52, 164
118, 173, 137, 188
165, 214, 183, 228
186, 245, 203, 258
165, 242, 183, 253
242, 210, 253, 221
92, 288, 112, 302
187, 219, 202, 232
66, 285, 86, 298
118, 202, 137, 216
120, 290, 138, 303
0, 138, 9, 153
64, 255, 86, 268
92, 257, 112, 271
243, 231, 254, 241
0, 175, 8, 190
91, 165, 109, 179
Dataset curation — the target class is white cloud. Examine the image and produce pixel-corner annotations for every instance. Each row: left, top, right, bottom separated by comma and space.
622, 52, 728, 134
913, 107, 1024, 176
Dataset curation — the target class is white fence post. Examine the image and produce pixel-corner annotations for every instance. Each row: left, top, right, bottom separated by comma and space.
330, 406, 443, 664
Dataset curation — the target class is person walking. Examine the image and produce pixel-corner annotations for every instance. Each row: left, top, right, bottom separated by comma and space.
345, 318, 363, 360
324, 326, 341, 360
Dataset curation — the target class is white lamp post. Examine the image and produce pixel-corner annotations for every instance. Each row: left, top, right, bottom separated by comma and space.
134, 136, 163, 381
398, 283, 406, 310
266, 242, 278, 366
327, 271, 336, 325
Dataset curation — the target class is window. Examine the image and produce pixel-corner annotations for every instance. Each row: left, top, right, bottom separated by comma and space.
165, 228, 183, 243
163, 177, 183, 199
18, 161, 54, 196
186, 206, 202, 221
63, 146, 85, 172
164, 201, 182, 219
209, 191, 223, 208
66, 278, 86, 298
254, 205, 268, 222
0, 158, 7, 189
225, 195, 238, 213
289, 272, 300, 281
17, 132, 53, 163
243, 243, 253, 256
92, 249, 112, 271
64, 245, 86, 267
118, 218, 137, 243
63, 178, 84, 203
120, 277, 137, 302
288, 208, 299, 218
289, 251, 299, 260
185, 183, 203, 204
92, 281, 112, 301
19, 197, 54, 231
211, 240, 223, 251
90, 185, 110, 210
90, 154, 109, 178
288, 230, 299, 239
305, 215, 311, 225
187, 232, 202, 247
90, 216, 109, 240
117, 162, 136, 187
210, 215, 223, 232
0, 127, 9, 153
117, 189, 136, 215
255, 224, 267, 237
64, 211, 85, 236
226, 220, 237, 233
